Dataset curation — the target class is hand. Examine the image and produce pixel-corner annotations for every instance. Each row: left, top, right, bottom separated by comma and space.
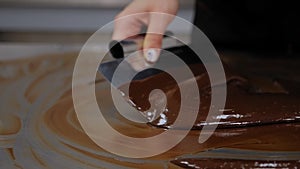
112, 0, 179, 63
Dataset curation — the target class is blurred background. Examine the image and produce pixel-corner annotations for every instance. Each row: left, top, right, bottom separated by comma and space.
1, 0, 298, 58
0, 0, 194, 44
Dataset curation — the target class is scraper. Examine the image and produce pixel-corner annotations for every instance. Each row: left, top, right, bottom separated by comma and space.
98, 35, 201, 89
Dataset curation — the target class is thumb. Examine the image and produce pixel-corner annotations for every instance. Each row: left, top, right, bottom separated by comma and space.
143, 13, 174, 63
143, 33, 163, 63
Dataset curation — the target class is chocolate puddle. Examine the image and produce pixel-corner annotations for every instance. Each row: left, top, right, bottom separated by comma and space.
171, 158, 300, 169
120, 63, 300, 129
1, 52, 300, 168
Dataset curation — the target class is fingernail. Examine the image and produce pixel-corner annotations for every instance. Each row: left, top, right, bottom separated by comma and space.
145, 49, 159, 63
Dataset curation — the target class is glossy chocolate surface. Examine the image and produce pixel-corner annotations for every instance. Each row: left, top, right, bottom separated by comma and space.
1, 52, 300, 168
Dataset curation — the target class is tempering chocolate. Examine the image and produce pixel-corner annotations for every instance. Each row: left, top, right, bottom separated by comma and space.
171, 158, 300, 169
1, 52, 300, 169
122, 63, 300, 130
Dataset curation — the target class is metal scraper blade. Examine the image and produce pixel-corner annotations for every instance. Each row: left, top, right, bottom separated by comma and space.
98, 45, 201, 88
98, 55, 162, 89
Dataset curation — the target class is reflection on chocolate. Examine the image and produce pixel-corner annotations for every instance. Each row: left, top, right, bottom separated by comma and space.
1, 52, 300, 168
122, 63, 300, 130
171, 158, 300, 169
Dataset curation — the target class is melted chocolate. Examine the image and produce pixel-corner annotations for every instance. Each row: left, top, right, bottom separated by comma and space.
171, 158, 300, 169
121, 63, 300, 129
1, 52, 300, 169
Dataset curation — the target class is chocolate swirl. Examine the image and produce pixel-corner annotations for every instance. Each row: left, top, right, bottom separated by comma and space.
1, 52, 300, 169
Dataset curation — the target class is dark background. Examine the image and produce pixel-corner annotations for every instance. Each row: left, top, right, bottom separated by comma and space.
193, 0, 299, 56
